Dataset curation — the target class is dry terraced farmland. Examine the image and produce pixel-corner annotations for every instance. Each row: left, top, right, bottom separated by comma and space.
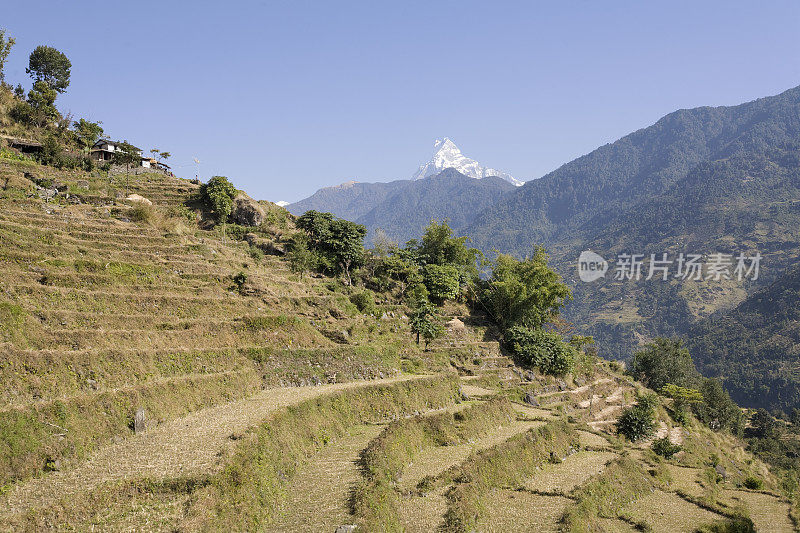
0, 160, 795, 532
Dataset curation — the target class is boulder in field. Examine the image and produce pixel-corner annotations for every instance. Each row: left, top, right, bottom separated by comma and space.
232, 194, 265, 226
446, 318, 467, 335
134, 408, 147, 433
523, 392, 540, 407
126, 194, 152, 206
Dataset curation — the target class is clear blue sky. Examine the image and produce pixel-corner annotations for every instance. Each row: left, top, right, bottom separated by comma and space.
5, 1, 800, 202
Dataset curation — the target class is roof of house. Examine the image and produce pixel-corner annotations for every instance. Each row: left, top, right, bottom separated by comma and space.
91, 140, 143, 153
7, 137, 43, 148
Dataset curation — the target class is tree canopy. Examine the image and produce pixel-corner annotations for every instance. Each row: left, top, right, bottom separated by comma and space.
629, 337, 700, 391
480, 248, 572, 331
73, 119, 104, 152
27, 45, 71, 93
201, 176, 238, 222
0, 29, 15, 84
296, 210, 366, 285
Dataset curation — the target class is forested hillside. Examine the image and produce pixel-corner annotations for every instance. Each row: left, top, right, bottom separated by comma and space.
356, 169, 515, 244
461, 86, 800, 414
467, 85, 800, 255
689, 263, 800, 413
288, 179, 410, 222
291, 169, 515, 245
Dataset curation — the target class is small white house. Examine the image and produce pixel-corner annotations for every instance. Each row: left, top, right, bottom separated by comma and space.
90, 139, 144, 164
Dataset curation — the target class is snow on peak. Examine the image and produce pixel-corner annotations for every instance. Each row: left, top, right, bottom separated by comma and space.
412, 138, 523, 186
275, 201, 289, 207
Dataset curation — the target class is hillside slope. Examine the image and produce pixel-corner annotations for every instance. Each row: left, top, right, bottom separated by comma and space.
688, 262, 800, 412
467, 84, 800, 255
460, 86, 800, 408
288, 179, 411, 221
357, 169, 515, 244
0, 158, 458, 489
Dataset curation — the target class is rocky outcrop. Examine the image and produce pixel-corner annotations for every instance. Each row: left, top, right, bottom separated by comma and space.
125, 194, 152, 206
232, 194, 265, 226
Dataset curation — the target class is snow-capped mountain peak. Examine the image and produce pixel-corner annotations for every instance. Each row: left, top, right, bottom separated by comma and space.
412, 137, 523, 186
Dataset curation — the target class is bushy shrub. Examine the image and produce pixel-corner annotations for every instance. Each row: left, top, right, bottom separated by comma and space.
350, 290, 377, 314
9, 101, 33, 124
651, 436, 681, 458
167, 204, 197, 223
616, 393, 658, 442
742, 476, 763, 490
232, 271, 248, 293
128, 204, 154, 223
505, 326, 576, 376
630, 338, 700, 391
248, 245, 264, 263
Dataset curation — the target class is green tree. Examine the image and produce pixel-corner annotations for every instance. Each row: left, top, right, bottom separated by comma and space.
661, 383, 703, 424
417, 219, 480, 272
326, 218, 366, 285
506, 326, 576, 375
287, 236, 315, 278
295, 211, 366, 285
695, 378, 743, 434
200, 176, 238, 223
0, 29, 15, 84
37, 135, 64, 167
409, 301, 443, 350
480, 249, 572, 331
422, 263, 460, 304
749, 408, 776, 439
296, 211, 335, 247
26, 80, 59, 127
616, 393, 658, 442
151, 149, 171, 164
629, 338, 700, 391
27, 45, 71, 93
73, 119, 104, 154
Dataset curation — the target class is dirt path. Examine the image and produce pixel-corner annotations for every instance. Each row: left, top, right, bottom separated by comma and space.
269, 424, 384, 532
1, 375, 423, 517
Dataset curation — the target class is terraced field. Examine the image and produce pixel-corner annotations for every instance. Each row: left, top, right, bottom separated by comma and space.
0, 160, 795, 532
